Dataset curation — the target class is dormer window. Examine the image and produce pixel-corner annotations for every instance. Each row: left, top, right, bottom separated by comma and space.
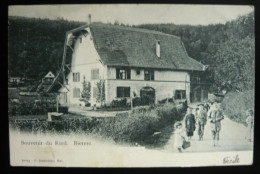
156, 40, 160, 58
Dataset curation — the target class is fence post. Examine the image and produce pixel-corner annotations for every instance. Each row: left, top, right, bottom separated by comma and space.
129, 97, 133, 117
56, 95, 59, 113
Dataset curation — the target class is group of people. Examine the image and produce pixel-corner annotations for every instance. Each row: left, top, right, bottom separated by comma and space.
174, 102, 254, 152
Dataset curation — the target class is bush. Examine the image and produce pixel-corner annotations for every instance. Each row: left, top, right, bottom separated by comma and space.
8, 98, 68, 116
10, 103, 186, 147
111, 98, 128, 108
158, 98, 174, 104
132, 95, 155, 107
96, 103, 185, 145
222, 90, 254, 125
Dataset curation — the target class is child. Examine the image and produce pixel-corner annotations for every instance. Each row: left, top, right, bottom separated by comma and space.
245, 109, 254, 142
174, 121, 186, 152
196, 105, 207, 141
185, 107, 196, 140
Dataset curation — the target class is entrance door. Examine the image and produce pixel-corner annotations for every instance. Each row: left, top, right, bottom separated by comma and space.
140, 87, 155, 105
191, 86, 201, 102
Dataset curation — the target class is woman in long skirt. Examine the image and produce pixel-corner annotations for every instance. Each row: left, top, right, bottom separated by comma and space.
185, 107, 196, 139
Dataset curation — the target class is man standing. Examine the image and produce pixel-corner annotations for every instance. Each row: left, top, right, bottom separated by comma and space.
196, 105, 207, 141
208, 102, 224, 146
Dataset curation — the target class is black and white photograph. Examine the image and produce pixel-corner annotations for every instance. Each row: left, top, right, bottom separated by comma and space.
8, 4, 254, 167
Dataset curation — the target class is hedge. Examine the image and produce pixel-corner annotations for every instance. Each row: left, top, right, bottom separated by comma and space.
10, 102, 187, 147
222, 90, 254, 125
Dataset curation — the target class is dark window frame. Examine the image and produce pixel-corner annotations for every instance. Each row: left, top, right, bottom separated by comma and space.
175, 90, 186, 100
144, 70, 154, 81
116, 68, 131, 80
73, 72, 80, 82
117, 87, 130, 98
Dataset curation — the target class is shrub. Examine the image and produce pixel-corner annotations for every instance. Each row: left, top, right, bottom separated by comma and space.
10, 103, 186, 147
132, 95, 155, 107
97, 103, 185, 145
8, 98, 68, 116
158, 98, 174, 104
222, 90, 254, 125
111, 98, 127, 108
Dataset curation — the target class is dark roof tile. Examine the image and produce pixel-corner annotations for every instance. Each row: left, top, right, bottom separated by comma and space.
89, 23, 204, 71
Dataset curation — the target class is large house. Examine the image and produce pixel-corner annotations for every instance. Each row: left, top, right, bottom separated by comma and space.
49, 17, 210, 106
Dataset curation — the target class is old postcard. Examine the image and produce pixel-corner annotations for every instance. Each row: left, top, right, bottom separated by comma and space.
8, 4, 254, 167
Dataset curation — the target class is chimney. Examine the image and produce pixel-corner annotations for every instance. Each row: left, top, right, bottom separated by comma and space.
88, 14, 91, 24
156, 40, 160, 58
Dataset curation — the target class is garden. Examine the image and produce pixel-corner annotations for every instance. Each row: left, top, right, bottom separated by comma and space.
9, 100, 187, 148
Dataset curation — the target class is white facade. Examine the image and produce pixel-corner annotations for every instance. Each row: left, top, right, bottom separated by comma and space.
59, 27, 191, 106
106, 67, 190, 104
59, 27, 106, 106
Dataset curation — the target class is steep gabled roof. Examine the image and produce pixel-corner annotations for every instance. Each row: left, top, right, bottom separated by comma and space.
89, 23, 204, 71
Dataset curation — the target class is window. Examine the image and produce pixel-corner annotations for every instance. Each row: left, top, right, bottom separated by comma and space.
117, 87, 130, 98
136, 69, 140, 75
116, 68, 131, 79
91, 69, 99, 80
93, 87, 98, 98
144, 70, 154, 81
73, 88, 81, 98
73, 72, 80, 82
175, 90, 186, 100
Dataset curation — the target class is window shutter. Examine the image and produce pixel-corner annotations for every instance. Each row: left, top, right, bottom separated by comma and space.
116, 68, 119, 79
151, 71, 154, 80
77, 88, 80, 98
117, 87, 120, 97
91, 69, 99, 80
127, 69, 131, 79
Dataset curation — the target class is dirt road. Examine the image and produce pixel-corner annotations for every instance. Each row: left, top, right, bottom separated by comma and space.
164, 104, 254, 153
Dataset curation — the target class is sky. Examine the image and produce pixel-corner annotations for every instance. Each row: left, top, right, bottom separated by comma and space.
8, 4, 254, 26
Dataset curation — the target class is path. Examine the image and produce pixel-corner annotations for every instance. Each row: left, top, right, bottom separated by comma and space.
164, 103, 253, 153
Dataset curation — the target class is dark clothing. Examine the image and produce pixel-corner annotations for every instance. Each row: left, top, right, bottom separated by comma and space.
185, 114, 196, 137
204, 104, 210, 112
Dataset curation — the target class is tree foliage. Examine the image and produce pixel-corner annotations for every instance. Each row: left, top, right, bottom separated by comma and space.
96, 80, 105, 105
81, 79, 91, 104
135, 12, 254, 92
8, 16, 84, 80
